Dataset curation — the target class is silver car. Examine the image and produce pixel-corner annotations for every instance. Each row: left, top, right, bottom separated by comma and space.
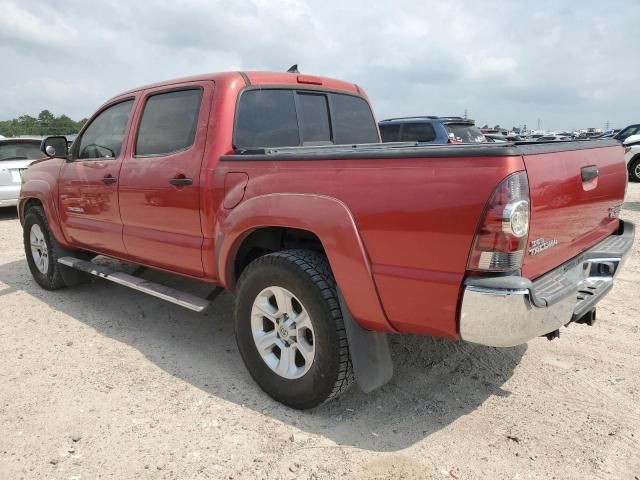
0, 138, 45, 207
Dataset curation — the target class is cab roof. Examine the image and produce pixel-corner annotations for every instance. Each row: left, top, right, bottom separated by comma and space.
117, 71, 361, 97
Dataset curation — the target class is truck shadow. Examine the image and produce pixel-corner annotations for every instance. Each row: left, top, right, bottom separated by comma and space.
0, 258, 526, 452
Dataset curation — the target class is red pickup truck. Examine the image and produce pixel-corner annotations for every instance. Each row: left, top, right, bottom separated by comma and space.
19, 71, 634, 409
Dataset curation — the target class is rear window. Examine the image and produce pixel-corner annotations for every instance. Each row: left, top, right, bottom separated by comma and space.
330, 94, 378, 145
400, 122, 436, 142
298, 93, 331, 145
136, 89, 202, 156
235, 90, 300, 149
234, 89, 378, 149
0, 142, 43, 161
379, 124, 401, 142
445, 124, 486, 143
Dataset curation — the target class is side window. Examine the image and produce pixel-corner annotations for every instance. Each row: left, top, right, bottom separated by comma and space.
297, 93, 331, 145
77, 100, 134, 160
330, 94, 378, 145
379, 124, 401, 142
135, 89, 202, 156
400, 122, 436, 142
235, 90, 299, 148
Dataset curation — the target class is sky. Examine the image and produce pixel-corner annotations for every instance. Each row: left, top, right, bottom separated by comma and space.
1, 0, 639, 132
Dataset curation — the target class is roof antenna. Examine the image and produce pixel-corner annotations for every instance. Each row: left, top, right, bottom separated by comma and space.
287, 64, 299, 74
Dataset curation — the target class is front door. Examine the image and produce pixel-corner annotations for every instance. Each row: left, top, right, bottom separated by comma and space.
118, 82, 213, 277
58, 98, 135, 256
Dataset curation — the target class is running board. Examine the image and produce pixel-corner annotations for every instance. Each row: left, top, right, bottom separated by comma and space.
58, 256, 212, 312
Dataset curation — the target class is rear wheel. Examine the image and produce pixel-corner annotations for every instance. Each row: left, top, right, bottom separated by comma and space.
234, 250, 353, 409
630, 157, 640, 182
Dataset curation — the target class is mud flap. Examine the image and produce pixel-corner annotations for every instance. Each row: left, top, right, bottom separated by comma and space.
338, 290, 393, 393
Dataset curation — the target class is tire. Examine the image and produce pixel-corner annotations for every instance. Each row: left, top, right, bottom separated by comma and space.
23, 205, 73, 290
234, 250, 354, 409
629, 157, 640, 182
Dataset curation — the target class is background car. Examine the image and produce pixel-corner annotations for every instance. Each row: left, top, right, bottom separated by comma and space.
0, 138, 46, 207
379, 116, 486, 144
624, 134, 640, 182
614, 124, 640, 143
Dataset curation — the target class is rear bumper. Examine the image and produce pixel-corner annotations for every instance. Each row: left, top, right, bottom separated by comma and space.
0, 185, 20, 207
459, 220, 635, 347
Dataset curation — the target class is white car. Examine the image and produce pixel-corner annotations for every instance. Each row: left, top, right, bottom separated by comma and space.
0, 138, 45, 207
624, 134, 640, 182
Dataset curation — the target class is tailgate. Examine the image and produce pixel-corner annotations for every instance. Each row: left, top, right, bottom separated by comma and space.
520, 141, 627, 279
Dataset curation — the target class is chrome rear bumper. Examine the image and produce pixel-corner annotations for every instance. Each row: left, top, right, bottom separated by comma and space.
459, 220, 635, 347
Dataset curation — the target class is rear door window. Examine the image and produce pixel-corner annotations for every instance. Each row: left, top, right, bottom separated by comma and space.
297, 93, 331, 145
330, 93, 378, 145
135, 89, 202, 156
400, 122, 437, 142
235, 90, 300, 149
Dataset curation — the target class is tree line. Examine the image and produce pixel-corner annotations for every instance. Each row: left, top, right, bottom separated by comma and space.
0, 110, 87, 137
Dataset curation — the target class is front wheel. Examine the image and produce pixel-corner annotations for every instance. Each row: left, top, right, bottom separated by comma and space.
234, 250, 353, 409
23, 206, 67, 290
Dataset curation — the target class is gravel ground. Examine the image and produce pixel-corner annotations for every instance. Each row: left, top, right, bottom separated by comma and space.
1, 185, 639, 480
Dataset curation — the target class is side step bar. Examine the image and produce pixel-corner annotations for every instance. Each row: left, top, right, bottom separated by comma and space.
58, 257, 213, 312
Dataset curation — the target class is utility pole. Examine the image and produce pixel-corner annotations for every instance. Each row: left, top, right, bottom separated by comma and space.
605, 120, 610, 131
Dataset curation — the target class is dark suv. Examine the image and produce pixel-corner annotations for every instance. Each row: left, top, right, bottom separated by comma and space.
379, 116, 486, 144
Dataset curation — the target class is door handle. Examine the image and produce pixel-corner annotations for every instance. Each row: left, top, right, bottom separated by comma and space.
581, 165, 599, 182
102, 175, 117, 185
169, 177, 193, 186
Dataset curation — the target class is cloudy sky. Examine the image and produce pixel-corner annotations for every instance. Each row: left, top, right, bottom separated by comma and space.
1, 0, 639, 131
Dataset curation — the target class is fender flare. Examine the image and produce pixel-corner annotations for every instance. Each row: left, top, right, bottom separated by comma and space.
19, 180, 71, 249
215, 193, 394, 333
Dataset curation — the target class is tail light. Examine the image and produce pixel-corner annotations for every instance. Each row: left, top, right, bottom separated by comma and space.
467, 171, 530, 272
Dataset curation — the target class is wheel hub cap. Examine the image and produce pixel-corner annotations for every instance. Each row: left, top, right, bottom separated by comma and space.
29, 224, 49, 274
251, 286, 315, 379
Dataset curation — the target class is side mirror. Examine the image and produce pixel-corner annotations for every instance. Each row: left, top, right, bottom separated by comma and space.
40, 136, 69, 159
623, 134, 640, 146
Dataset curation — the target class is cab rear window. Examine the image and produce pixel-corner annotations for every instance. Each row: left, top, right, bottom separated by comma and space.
234, 89, 378, 149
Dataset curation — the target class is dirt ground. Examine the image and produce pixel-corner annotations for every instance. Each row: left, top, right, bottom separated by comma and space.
1, 185, 639, 480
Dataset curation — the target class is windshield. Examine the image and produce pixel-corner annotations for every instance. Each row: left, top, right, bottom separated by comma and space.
444, 124, 486, 143
0, 142, 44, 161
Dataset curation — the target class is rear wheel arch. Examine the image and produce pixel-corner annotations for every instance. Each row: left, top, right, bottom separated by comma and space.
231, 226, 327, 289
216, 193, 393, 332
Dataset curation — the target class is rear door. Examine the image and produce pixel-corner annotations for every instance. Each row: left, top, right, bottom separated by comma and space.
118, 81, 213, 277
58, 98, 135, 255
521, 142, 627, 279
